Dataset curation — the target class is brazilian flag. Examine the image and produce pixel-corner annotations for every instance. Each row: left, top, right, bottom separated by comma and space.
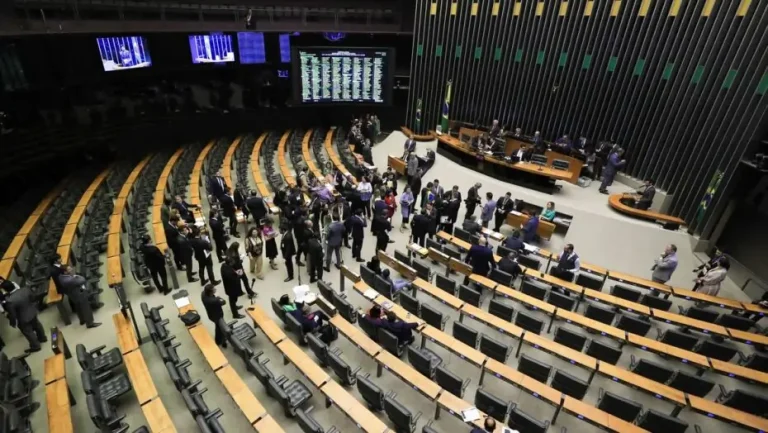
696, 170, 723, 224
441, 80, 452, 132
415, 98, 422, 131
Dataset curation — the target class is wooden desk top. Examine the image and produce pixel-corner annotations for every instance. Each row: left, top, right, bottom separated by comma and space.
46, 378, 74, 433
329, 315, 382, 358
412, 279, 465, 310
561, 396, 645, 433
469, 274, 499, 291
688, 394, 768, 432
437, 134, 574, 181
671, 286, 745, 309
247, 306, 287, 344
216, 365, 267, 424
253, 415, 285, 432
107, 233, 120, 258
598, 362, 686, 404
109, 214, 122, 235
44, 353, 66, 385
436, 391, 505, 433
277, 339, 330, 387
555, 309, 626, 340
113, 312, 138, 354
505, 212, 557, 240
0, 258, 14, 279
606, 269, 672, 293
141, 399, 177, 433
222, 137, 242, 189
107, 256, 122, 286
19, 214, 40, 236
113, 196, 127, 215
495, 284, 556, 315
374, 350, 442, 399
421, 326, 487, 367
58, 224, 77, 247
124, 350, 158, 405
484, 358, 560, 404
460, 303, 525, 338
609, 193, 686, 225
3, 235, 25, 259
325, 133, 356, 183
189, 324, 229, 371
650, 309, 729, 337
585, 289, 652, 315
321, 380, 389, 433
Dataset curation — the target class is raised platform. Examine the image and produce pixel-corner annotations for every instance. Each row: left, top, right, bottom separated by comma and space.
400, 126, 436, 141
609, 193, 686, 229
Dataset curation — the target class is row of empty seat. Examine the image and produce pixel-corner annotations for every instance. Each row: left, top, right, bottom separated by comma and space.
189, 140, 215, 221
152, 148, 185, 253
326, 128, 357, 185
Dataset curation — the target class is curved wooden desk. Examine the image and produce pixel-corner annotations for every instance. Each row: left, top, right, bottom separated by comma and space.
326, 131, 357, 186
277, 130, 296, 187
152, 148, 184, 253
303, 130, 324, 180
189, 140, 215, 221
249, 133, 273, 200
609, 193, 685, 228
400, 126, 435, 141
222, 136, 242, 190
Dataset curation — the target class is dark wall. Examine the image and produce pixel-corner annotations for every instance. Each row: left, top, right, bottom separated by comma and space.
405, 0, 768, 231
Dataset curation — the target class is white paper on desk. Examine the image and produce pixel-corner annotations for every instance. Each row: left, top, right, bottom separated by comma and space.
510, 210, 522, 216
409, 243, 423, 251
380, 301, 394, 311
293, 285, 311, 303
363, 289, 379, 301
490, 232, 503, 240
461, 407, 481, 422
523, 243, 539, 253
175, 297, 190, 308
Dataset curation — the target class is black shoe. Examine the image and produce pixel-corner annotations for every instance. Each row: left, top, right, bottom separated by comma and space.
388, 240, 395, 244
79, 321, 85, 326
212, 280, 221, 285
247, 292, 257, 299
200, 280, 208, 285
334, 264, 341, 270
92, 302, 105, 309
599, 189, 608, 194
284, 277, 294, 282
39, 338, 48, 343
356, 258, 365, 263
86, 323, 103, 329
189, 278, 199, 283
221, 341, 228, 349
178, 265, 186, 271
323, 267, 331, 272
297, 261, 305, 267
309, 278, 317, 283
233, 313, 245, 319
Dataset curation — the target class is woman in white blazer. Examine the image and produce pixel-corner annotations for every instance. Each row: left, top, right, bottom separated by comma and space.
694, 257, 730, 305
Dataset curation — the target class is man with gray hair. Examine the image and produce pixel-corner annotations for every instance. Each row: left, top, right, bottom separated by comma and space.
650, 244, 678, 296
465, 182, 482, 219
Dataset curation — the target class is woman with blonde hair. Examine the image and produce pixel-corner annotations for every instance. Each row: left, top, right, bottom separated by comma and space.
693, 257, 730, 306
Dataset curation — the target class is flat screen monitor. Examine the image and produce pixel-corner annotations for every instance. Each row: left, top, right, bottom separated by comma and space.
189, 33, 235, 64
292, 47, 394, 104
97, 36, 152, 71
237, 32, 266, 64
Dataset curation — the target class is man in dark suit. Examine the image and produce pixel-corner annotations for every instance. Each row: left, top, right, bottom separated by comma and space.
383, 311, 418, 345
410, 210, 429, 247
462, 215, 482, 236
464, 237, 496, 284
172, 195, 199, 223
444, 185, 462, 223
521, 212, 540, 244
208, 170, 226, 201
494, 192, 515, 232
219, 187, 238, 237
293, 214, 310, 266
306, 232, 324, 283
164, 218, 184, 269
347, 209, 367, 262
58, 265, 101, 328
465, 183, 482, 219
201, 284, 227, 348
503, 230, 525, 251
373, 211, 392, 252
4, 279, 46, 353
403, 134, 416, 160
208, 210, 228, 261
140, 235, 169, 294
470, 417, 496, 433
234, 187, 249, 222
245, 190, 270, 226
498, 252, 522, 279
635, 179, 656, 210
324, 215, 346, 271
489, 120, 501, 138
221, 258, 245, 319
280, 223, 296, 282
177, 226, 198, 283
190, 227, 219, 286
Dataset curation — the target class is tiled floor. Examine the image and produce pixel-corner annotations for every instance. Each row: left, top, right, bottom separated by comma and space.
13, 130, 763, 433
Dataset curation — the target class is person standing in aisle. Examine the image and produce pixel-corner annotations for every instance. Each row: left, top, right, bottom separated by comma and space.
480, 192, 496, 229
324, 215, 345, 272
348, 208, 367, 262
465, 183, 482, 219
59, 265, 101, 328
208, 210, 228, 261
494, 192, 514, 232
399, 186, 415, 232
306, 232, 324, 283
4, 279, 47, 353
262, 219, 279, 270
219, 187, 239, 237
140, 235, 170, 294
177, 225, 198, 283
226, 243, 255, 299
201, 284, 227, 348
598, 148, 626, 194
357, 176, 374, 218
221, 256, 246, 319
191, 227, 219, 286
245, 227, 265, 280
280, 222, 296, 282
410, 209, 429, 248
650, 244, 678, 296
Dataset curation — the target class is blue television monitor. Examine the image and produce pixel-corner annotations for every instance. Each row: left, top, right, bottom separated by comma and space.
189, 33, 235, 64
237, 32, 266, 64
97, 36, 152, 71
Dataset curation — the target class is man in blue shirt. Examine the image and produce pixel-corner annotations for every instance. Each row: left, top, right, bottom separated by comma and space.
599, 148, 626, 194
521, 212, 539, 243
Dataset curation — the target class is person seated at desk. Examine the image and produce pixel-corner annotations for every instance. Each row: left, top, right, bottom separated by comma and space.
278, 294, 327, 332
498, 252, 522, 280
489, 119, 501, 138
503, 230, 525, 251
521, 211, 539, 243
367, 256, 383, 276
384, 311, 418, 346
462, 215, 482, 237
515, 144, 534, 162
173, 195, 200, 223
361, 305, 386, 328
464, 237, 496, 285
382, 268, 410, 293
635, 179, 656, 210
554, 134, 572, 154
471, 416, 496, 433
540, 201, 556, 222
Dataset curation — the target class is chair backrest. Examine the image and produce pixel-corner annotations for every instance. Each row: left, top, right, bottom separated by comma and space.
742, 352, 768, 373
479, 334, 510, 362
285, 312, 305, 337
585, 340, 623, 365
420, 304, 445, 330
384, 396, 416, 432
530, 154, 548, 166
551, 369, 589, 399
271, 298, 287, 323
452, 321, 479, 348
716, 313, 754, 331
585, 303, 615, 325
395, 250, 412, 266
435, 274, 456, 295
666, 370, 715, 397
636, 409, 689, 433
296, 408, 326, 433
266, 378, 291, 412
575, 273, 603, 290
517, 354, 552, 383
327, 352, 355, 386
76, 344, 93, 370
426, 238, 442, 253
360, 265, 376, 287
435, 366, 466, 398
358, 316, 380, 341
399, 291, 421, 316
598, 390, 643, 422
458, 284, 481, 307
721, 389, 768, 416
357, 375, 385, 411
374, 275, 392, 298
552, 159, 570, 171
684, 306, 719, 323
658, 330, 699, 351
630, 358, 674, 384
515, 311, 543, 335
640, 294, 672, 311
517, 254, 541, 270
490, 268, 513, 287
695, 339, 738, 361
475, 388, 509, 423
488, 299, 515, 322
521, 281, 547, 300
553, 327, 587, 351
412, 260, 431, 281
407, 346, 434, 379
443, 247, 461, 261
250, 358, 275, 387
610, 285, 642, 302
332, 291, 357, 323
508, 406, 549, 433
615, 315, 652, 336
497, 244, 513, 258
378, 327, 403, 356
306, 333, 328, 366
317, 280, 335, 302
549, 267, 574, 282
453, 227, 471, 242
546, 290, 575, 311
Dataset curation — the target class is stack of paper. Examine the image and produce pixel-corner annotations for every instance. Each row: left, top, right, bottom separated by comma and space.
174, 297, 190, 308
363, 289, 379, 300
461, 407, 480, 422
